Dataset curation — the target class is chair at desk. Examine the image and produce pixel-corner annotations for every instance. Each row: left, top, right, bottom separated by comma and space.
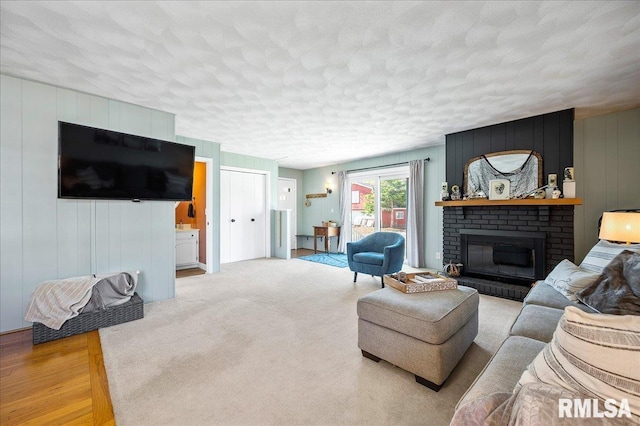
347, 232, 405, 287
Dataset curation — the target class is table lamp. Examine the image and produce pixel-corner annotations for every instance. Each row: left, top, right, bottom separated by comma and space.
599, 212, 640, 245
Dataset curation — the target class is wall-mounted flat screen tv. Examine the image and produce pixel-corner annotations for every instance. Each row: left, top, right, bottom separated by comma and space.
58, 122, 195, 201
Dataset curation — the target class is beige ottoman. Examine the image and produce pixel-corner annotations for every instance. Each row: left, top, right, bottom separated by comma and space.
357, 286, 479, 391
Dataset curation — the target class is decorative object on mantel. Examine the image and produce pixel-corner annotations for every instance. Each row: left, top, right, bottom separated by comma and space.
563, 166, 576, 198
465, 150, 542, 199
564, 167, 575, 181
518, 184, 549, 199
551, 187, 562, 199
488, 179, 510, 200
451, 185, 461, 200
546, 174, 558, 198
435, 197, 583, 207
440, 182, 450, 201
469, 189, 488, 199
534, 188, 546, 199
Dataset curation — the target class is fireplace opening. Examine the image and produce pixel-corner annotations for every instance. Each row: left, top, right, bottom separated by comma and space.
460, 229, 545, 286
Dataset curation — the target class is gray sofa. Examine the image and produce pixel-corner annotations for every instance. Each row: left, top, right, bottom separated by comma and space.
454, 280, 596, 410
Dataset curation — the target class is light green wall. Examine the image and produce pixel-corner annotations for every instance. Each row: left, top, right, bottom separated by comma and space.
574, 107, 640, 262
298, 146, 446, 269
0, 75, 177, 332
279, 167, 304, 184
176, 135, 222, 272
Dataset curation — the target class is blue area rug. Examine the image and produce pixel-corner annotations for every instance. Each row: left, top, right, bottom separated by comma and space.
298, 253, 348, 268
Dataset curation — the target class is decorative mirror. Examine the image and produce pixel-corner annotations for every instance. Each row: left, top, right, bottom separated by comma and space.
464, 150, 543, 199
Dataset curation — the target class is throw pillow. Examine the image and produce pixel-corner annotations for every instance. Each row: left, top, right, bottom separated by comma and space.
518, 306, 640, 419
576, 250, 640, 315
544, 259, 601, 301
579, 239, 640, 274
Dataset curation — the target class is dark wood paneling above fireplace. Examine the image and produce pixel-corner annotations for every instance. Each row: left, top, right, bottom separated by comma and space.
445, 109, 574, 188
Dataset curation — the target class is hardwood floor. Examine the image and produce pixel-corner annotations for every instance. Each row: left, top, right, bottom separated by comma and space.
175, 267, 206, 278
291, 248, 315, 258
0, 329, 114, 425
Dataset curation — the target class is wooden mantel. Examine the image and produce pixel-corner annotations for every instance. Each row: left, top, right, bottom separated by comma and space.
435, 198, 582, 207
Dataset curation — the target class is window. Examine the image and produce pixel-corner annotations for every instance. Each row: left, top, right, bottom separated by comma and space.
348, 166, 408, 245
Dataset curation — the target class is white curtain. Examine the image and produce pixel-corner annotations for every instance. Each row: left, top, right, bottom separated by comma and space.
407, 160, 425, 267
337, 171, 350, 253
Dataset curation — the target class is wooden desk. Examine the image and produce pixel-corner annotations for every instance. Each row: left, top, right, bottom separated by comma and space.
313, 226, 341, 253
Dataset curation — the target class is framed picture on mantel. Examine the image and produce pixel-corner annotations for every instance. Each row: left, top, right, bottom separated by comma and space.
489, 179, 510, 200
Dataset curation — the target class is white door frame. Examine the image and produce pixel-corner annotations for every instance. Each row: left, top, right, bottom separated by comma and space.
277, 177, 297, 249
195, 156, 214, 273
221, 166, 271, 259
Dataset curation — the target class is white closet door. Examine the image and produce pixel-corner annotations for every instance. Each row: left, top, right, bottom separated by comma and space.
220, 169, 267, 263
248, 173, 266, 260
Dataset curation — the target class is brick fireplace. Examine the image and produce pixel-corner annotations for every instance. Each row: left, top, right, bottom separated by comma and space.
442, 204, 575, 300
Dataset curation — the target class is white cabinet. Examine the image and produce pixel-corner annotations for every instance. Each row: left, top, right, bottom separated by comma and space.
176, 230, 199, 269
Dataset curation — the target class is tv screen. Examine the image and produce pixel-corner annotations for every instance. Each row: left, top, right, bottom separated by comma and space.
58, 122, 195, 201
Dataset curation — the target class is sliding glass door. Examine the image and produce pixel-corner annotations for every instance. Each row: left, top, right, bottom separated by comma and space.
349, 167, 408, 243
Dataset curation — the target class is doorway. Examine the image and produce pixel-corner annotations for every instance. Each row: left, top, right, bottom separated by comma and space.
175, 157, 214, 275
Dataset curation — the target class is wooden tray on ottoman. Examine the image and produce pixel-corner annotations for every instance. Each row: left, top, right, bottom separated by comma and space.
32, 293, 144, 345
384, 273, 457, 294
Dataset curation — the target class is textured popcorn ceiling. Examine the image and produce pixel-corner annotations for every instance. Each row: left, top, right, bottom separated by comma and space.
1, 1, 639, 169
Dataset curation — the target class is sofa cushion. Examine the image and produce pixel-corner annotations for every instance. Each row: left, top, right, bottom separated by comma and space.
518, 306, 640, 418
579, 239, 640, 274
456, 335, 546, 410
357, 286, 478, 345
509, 304, 564, 343
523, 281, 595, 312
352, 252, 384, 266
544, 259, 600, 301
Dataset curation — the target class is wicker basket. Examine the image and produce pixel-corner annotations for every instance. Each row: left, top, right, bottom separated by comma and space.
32, 293, 144, 345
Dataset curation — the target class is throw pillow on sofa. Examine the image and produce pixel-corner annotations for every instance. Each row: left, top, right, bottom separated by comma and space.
576, 250, 640, 315
580, 239, 640, 274
518, 306, 640, 420
544, 259, 601, 301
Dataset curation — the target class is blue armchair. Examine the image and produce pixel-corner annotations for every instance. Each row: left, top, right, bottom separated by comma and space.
347, 232, 405, 287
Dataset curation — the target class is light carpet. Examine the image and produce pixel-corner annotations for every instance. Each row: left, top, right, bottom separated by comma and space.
100, 258, 521, 426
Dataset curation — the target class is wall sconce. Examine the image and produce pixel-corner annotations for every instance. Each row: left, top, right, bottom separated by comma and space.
599, 212, 640, 245
325, 182, 332, 194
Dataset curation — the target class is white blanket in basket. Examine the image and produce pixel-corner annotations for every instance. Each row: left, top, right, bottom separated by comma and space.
25, 275, 100, 330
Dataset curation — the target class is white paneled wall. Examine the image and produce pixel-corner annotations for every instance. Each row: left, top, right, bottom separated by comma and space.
0, 75, 177, 332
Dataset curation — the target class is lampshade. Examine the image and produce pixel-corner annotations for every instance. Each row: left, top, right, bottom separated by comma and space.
599, 212, 640, 244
